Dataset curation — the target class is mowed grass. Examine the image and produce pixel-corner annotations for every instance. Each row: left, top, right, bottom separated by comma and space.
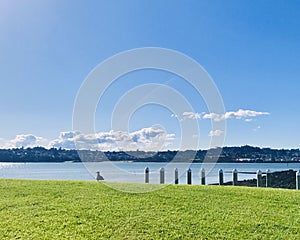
0, 179, 300, 239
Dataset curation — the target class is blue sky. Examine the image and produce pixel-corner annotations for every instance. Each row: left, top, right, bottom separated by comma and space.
0, 0, 299, 150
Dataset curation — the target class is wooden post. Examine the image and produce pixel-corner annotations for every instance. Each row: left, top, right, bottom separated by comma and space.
296, 171, 300, 190
175, 168, 179, 184
187, 168, 192, 185
219, 169, 224, 185
200, 168, 205, 185
160, 167, 165, 184
145, 167, 149, 183
256, 170, 262, 187
232, 169, 238, 186
266, 169, 271, 188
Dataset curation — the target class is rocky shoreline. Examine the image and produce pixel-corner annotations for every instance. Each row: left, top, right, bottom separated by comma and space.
213, 170, 297, 189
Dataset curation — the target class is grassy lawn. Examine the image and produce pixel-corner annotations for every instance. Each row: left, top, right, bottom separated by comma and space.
0, 179, 299, 239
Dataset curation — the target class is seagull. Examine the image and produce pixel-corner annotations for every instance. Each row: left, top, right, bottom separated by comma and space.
96, 171, 104, 181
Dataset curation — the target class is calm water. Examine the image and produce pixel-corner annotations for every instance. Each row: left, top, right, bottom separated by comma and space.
1, 162, 300, 184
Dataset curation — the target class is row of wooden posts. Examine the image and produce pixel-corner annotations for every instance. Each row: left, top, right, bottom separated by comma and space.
144, 167, 300, 190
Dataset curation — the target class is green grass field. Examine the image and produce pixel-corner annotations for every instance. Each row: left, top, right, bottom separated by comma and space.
0, 179, 299, 239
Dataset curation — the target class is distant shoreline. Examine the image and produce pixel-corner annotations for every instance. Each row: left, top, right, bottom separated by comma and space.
0, 145, 299, 163
1, 160, 300, 164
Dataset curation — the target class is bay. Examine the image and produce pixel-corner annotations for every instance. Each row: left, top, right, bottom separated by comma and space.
1, 162, 300, 184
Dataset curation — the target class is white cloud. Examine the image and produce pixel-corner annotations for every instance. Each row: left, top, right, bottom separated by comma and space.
49, 131, 79, 149
5, 134, 48, 148
190, 109, 269, 122
182, 112, 201, 119
208, 130, 223, 137
48, 127, 175, 151
202, 113, 223, 121
224, 109, 269, 120
245, 118, 253, 122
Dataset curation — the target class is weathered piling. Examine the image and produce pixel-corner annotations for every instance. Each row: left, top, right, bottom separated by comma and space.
145, 167, 149, 183
187, 168, 192, 185
232, 169, 238, 186
257, 170, 262, 187
200, 168, 205, 185
175, 168, 179, 184
266, 169, 271, 187
160, 167, 165, 184
219, 169, 224, 185
296, 170, 300, 190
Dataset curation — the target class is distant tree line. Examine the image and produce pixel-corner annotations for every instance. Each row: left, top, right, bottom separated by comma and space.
0, 145, 299, 163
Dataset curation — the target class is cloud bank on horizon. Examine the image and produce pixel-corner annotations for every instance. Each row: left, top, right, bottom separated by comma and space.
1, 127, 175, 151
2, 134, 48, 149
